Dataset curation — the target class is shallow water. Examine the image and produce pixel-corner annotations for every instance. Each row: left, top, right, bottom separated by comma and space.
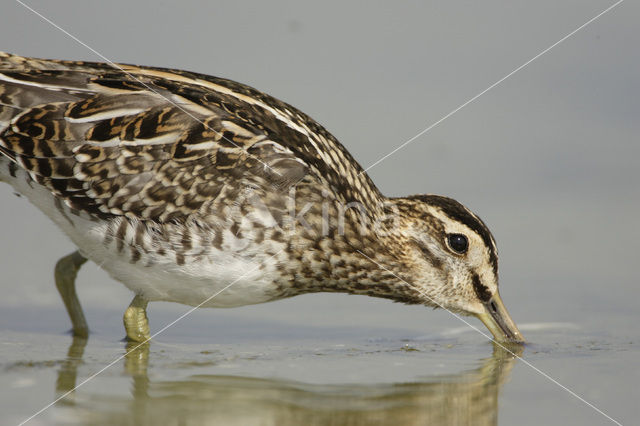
1, 301, 638, 425
3, 329, 518, 426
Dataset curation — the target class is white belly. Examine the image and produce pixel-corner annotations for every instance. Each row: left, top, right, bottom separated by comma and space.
99, 250, 278, 308
1, 162, 281, 308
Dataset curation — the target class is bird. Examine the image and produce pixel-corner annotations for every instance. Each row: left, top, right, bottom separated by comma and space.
0, 52, 523, 343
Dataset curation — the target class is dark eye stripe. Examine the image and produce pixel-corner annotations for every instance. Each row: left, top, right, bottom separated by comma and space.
472, 273, 492, 302
415, 241, 443, 269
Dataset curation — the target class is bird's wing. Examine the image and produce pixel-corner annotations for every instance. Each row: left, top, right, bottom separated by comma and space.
0, 52, 376, 222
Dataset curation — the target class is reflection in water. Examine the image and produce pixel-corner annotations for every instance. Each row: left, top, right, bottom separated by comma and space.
55, 336, 87, 405
55, 338, 522, 426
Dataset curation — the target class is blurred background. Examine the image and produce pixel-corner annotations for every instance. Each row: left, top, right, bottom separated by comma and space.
0, 1, 638, 425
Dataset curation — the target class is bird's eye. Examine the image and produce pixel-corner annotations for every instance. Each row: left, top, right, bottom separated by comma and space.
447, 234, 469, 254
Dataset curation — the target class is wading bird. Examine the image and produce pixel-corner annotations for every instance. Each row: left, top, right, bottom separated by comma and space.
0, 52, 523, 343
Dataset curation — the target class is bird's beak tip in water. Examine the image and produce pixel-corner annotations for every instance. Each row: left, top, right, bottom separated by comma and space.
476, 292, 525, 344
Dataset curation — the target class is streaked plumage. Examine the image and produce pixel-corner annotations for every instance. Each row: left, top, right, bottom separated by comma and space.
0, 52, 523, 343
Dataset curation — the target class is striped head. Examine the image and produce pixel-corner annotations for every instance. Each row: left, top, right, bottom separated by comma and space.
389, 195, 524, 343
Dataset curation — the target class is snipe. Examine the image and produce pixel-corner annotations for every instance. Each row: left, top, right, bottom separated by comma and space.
0, 52, 523, 343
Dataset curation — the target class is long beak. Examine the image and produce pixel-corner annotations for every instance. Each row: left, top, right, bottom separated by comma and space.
476, 292, 524, 343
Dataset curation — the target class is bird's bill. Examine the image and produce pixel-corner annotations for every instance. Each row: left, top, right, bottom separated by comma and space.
476, 292, 524, 343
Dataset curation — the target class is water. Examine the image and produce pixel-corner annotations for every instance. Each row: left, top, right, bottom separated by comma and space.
2, 326, 521, 426
1, 1, 639, 425
1, 301, 637, 425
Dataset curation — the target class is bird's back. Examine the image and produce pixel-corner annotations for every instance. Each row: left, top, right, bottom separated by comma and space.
0, 52, 382, 225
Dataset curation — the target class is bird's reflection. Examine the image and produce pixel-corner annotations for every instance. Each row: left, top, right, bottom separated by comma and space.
54, 336, 87, 405
56, 338, 522, 426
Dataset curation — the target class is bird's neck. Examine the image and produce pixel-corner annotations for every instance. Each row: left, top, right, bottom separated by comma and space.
275, 198, 426, 305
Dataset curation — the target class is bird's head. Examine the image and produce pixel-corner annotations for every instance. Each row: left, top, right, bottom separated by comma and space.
384, 194, 524, 343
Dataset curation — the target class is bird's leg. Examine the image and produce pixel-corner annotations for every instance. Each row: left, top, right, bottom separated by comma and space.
123, 295, 150, 343
54, 251, 89, 338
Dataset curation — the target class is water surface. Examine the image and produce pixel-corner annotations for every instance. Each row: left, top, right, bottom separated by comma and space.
1, 302, 637, 425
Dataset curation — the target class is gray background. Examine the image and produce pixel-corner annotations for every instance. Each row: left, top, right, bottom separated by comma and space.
0, 1, 638, 425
